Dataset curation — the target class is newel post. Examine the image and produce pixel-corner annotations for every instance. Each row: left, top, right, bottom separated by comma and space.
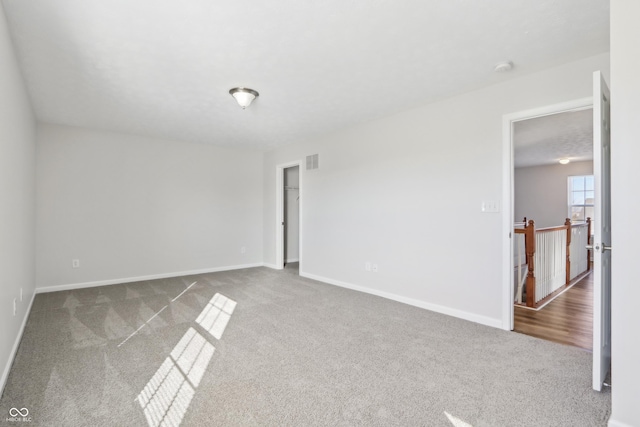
586, 217, 592, 271
525, 220, 536, 307
565, 218, 572, 285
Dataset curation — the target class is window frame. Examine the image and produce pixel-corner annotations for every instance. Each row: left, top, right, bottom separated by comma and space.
568, 174, 595, 224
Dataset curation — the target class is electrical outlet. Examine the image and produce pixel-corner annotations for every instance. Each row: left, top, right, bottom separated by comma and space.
372, 264, 379, 273
365, 262, 371, 272
72, 259, 80, 268
241, 247, 246, 254
13, 298, 17, 316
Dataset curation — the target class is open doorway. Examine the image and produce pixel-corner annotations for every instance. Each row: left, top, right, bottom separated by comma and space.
511, 107, 594, 350
501, 97, 593, 329
504, 73, 612, 392
275, 161, 303, 273
283, 166, 300, 273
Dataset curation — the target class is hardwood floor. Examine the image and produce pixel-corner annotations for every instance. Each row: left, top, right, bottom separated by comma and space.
514, 272, 593, 351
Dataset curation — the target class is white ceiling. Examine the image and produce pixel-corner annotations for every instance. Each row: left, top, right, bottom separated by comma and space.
2, 0, 609, 151
514, 108, 593, 168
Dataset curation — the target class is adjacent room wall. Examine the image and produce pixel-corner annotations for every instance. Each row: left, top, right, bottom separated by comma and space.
0, 4, 36, 393
284, 166, 300, 262
514, 161, 593, 228
263, 53, 609, 327
610, 1, 640, 426
36, 124, 263, 290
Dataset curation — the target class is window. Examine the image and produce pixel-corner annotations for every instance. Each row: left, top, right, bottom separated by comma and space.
568, 175, 594, 223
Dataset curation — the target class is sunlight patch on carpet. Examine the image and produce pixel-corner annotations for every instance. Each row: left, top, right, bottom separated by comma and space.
137, 328, 214, 427
196, 293, 237, 340
445, 411, 473, 427
136, 293, 237, 427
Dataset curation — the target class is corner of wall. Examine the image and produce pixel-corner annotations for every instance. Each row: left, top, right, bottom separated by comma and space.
0, 4, 37, 395
0, 292, 36, 395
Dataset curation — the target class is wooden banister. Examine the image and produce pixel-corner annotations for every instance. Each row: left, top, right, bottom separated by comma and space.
514, 217, 584, 309
525, 220, 536, 307
535, 225, 569, 232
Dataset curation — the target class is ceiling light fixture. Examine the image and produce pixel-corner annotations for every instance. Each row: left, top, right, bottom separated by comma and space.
229, 87, 259, 109
559, 158, 570, 165
494, 61, 514, 72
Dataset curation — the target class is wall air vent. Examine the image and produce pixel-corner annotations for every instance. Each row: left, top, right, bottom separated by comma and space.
306, 154, 319, 170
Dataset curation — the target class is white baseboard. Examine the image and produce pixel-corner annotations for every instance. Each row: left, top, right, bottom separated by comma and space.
36, 263, 264, 294
299, 272, 502, 329
285, 258, 299, 263
262, 263, 281, 270
609, 417, 635, 427
1, 290, 36, 396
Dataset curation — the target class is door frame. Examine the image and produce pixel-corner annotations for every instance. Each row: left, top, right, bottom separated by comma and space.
275, 160, 303, 270
501, 97, 593, 330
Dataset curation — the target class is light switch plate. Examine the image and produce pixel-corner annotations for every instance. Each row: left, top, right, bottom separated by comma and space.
481, 201, 500, 213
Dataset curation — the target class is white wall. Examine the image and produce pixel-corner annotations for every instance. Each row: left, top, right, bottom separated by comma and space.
284, 166, 299, 262
36, 124, 263, 290
263, 53, 609, 327
0, 4, 36, 393
610, 1, 640, 426
515, 161, 593, 228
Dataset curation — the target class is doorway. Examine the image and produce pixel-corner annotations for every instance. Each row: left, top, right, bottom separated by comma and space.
283, 166, 300, 273
512, 107, 595, 350
275, 161, 303, 272
502, 97, 593, 331
504, 74, 612, 392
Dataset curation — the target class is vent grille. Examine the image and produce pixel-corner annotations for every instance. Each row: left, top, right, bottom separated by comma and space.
306, 154, 319, 170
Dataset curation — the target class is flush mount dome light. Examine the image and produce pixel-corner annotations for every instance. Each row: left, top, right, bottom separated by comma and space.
229, 87, 259, 109
559, 158, 570, 165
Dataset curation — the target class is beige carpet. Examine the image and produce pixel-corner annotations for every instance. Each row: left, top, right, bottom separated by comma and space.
0, 265, 610, 426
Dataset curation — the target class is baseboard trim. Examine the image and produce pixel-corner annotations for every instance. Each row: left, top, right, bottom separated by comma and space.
299, 272, 502, 329
262, 263, 281, 270
514, 270, 591, 312
285, 258, 299, 263
607, 414, 633, 427
1, 291, 36, 396
609, 417, 634, 427
36, 263, 265, 294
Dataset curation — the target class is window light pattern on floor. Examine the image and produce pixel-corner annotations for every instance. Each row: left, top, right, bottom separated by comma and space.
137, 328, 214, 427
137, 293, 237, 427
445, 411, 473, 427
195, 293, 237, 340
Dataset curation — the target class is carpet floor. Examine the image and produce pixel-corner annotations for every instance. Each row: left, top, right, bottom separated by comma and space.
0, 264, 611, 426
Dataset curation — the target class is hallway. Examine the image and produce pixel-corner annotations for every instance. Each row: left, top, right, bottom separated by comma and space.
514, 272, 593, 351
